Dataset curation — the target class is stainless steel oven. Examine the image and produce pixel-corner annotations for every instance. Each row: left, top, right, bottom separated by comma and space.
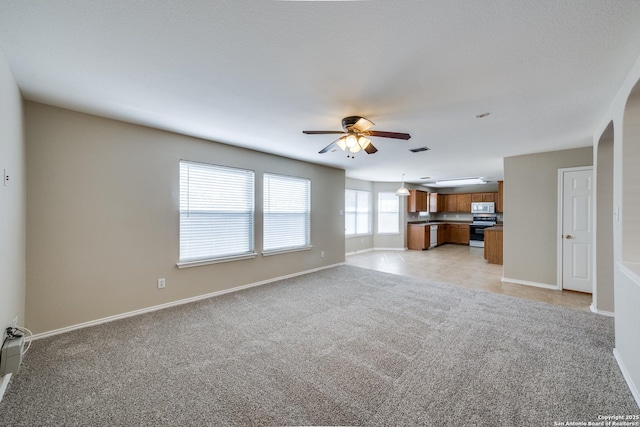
469, 216, 497, 248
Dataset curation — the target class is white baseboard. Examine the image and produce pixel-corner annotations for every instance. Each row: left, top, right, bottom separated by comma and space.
373, 247, 407, 251
346, 248, 374, 256
346, 247, 408, 256
30, 262, 345, 341
590, 303, 615, 317
613, 348, 640, 408
0, 373, 11, 403
501, 277, 559, 290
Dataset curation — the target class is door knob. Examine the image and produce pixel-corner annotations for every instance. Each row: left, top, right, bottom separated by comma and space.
564, 235, 573, 239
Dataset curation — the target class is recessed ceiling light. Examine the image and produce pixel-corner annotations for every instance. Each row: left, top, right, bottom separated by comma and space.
476, 112, 491, 118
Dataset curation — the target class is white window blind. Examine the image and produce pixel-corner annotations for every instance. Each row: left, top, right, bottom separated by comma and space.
263, 173, 311, 253
179, 161, 255, 264
345, 189, 371, 236
378, 192, 400, 234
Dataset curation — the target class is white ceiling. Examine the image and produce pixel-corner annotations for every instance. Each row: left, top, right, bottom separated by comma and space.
2, 1, 640, 185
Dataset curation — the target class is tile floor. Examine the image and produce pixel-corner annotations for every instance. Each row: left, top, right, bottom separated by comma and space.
346, 245, 593, 312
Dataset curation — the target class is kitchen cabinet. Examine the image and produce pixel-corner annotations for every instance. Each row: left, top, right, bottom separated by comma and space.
429, 193, 444, 212
407, 224, 430, 250
437, 226, 447, 246
497, 181, 504, 212
457, 194, 471, 212
460, 224, 470, 244
408, 190, 429, 213
444, 194, 457, 212
447, 224, 470, 245
472, 192, 496, 203
482, 193, 496, 203
484, 226, 503, 264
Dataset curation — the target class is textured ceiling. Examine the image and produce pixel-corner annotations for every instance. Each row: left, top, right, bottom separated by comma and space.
1, 1, 640, 184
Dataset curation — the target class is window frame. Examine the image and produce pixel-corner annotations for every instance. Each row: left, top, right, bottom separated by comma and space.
345, 189, 372, 237
177, 160, 256, 268
262, 172, 312, 256
377, 191, 401, 235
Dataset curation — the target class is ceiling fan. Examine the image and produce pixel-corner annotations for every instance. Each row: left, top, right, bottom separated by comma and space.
303, 116, 411, 157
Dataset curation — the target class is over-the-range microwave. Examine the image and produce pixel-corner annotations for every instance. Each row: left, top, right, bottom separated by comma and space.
471, 202, 495, 214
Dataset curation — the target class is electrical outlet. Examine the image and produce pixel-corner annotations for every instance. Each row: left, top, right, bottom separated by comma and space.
3, 169, 8, 187
321, 251, 325, 258
157, 278, 165, 289
12, 316, 18, 327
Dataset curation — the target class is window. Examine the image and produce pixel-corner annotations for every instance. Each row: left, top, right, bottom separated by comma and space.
345, 189, 371, 236
378, 192, 400, 234
263, 173, 311, 253
179, 161, 255, 266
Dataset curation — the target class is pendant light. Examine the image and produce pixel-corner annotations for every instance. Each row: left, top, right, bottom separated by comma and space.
396, 173, 410, 197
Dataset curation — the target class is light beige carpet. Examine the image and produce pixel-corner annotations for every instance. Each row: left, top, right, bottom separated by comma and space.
0, 265, 637, 426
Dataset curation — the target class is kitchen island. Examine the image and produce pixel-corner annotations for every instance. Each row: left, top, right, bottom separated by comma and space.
484, 225, 503, 264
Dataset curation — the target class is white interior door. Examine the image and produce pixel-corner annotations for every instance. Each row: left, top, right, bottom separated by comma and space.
561, 169, 593, 293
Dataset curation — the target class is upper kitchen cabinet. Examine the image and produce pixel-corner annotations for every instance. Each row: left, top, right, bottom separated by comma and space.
429, 193, 444, 212
444, 194, 457, 212
482, 193, 496, 203
457, 193, 471, 212
408, 189, 429, 212
438, 191, 499, 212
472, 192, 496, 203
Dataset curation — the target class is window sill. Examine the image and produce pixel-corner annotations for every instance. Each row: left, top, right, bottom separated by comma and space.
377, 232, 401, 236
177, 253, 257, 269
345, 234, 373, 239
262, 246, 313, 257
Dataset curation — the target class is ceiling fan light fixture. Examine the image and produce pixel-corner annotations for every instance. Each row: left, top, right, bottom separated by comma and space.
349, 143, 362, 153
336, 137, 347, 151
345, 133, 358, 149
396, 173, 410, 197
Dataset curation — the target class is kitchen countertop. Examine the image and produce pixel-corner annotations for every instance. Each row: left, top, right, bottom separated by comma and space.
407, 221, 472, 225
485, 225, 503, 231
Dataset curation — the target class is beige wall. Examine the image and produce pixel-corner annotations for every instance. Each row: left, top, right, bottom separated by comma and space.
0, 50, 25, 331
614, 70, 640, 404
595, 122, 614, 313
622, 82, 640, 263
25, 102, 345, 334
503, 147, 593, 286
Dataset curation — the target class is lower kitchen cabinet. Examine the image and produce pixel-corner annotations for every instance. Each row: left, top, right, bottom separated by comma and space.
408, 223, 470, 249
446, 224, 470, 245
437, 226, 446, 246
407, 224, 430, 250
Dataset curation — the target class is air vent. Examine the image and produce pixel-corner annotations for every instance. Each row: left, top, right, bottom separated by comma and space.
409, 146, 431, 153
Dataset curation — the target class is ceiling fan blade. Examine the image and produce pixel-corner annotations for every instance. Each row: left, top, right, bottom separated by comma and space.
352, 117, 375, 132
367, 130, 411, 140
303, 130, 345, 135
318, 139, 340, 154
364, 143, 378, 154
